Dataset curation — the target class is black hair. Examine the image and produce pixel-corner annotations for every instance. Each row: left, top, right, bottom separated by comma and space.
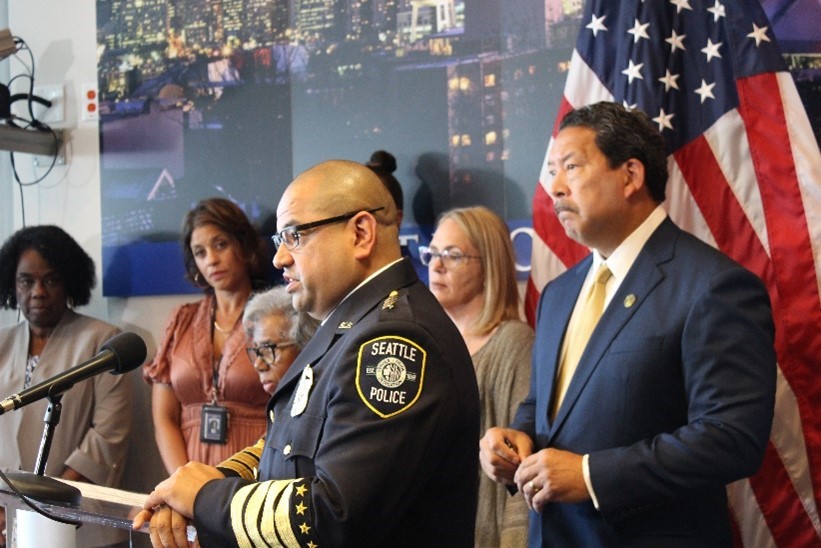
560, 101, 668, 203
367, 150, 404, 212
0, 225, 96, 309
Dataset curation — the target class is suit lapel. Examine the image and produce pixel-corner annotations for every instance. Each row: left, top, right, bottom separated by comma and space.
549, 220, 678, 435
540, 258, 590, 428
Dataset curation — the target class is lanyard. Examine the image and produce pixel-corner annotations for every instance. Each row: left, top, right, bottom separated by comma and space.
209, 299, 223, 405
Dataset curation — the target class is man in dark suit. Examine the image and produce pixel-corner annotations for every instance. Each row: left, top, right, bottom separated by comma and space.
136, 160, 480, 547
479, 102, 776, 546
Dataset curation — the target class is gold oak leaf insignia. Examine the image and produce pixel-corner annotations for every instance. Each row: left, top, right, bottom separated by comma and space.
382, 290, 399, 310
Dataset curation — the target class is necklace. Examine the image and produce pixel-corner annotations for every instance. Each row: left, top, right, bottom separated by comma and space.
213, 320, 232, 334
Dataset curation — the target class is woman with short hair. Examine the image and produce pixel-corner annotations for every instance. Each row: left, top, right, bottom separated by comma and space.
0, 225, 132, 547
242, 286, 318, 395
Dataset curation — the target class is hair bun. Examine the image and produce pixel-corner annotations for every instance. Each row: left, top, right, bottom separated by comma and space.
366, 150, 397, 173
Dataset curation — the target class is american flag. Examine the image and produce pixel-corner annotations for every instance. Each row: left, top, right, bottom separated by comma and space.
527, 0, 821, 545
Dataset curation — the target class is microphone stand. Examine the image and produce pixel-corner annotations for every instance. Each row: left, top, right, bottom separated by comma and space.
4, 394, 81, 504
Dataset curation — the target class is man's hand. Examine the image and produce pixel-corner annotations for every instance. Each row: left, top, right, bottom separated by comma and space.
479, 427, 533, 485
514, 448, 589, 512
133, 504, 191, 548
132, 462, 224, 548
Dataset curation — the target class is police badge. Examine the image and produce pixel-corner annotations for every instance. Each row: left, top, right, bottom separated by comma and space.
356, 335, 426, 418
291, 364, 314, 417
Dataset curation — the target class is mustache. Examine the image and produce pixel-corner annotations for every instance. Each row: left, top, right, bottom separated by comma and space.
553, 202, 577, 216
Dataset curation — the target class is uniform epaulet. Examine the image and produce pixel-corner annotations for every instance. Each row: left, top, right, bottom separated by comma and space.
379, 289, 412, 322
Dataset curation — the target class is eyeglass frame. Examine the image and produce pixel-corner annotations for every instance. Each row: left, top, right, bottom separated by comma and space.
418, 246, 482, 268
271, 207, 386, 250
246, 341, 297, 366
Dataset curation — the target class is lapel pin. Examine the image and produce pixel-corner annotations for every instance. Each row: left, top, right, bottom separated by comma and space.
338, 321, 353, 329
382, 290, 399, 310
624, 294, 636, 308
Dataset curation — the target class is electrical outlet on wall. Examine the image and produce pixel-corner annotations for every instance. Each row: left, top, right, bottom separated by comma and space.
81, 83, 99, 121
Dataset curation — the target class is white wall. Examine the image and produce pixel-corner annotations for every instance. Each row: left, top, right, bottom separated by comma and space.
3, 0, 191, 499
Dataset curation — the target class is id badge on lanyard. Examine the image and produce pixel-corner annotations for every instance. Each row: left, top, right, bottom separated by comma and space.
201, 356, 228, 444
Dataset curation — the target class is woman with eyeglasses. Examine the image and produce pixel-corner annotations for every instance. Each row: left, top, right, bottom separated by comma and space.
242, 286, 318, 395
144, 198, 271, 476
0, 225, 132, 547
421, 206, 533, 548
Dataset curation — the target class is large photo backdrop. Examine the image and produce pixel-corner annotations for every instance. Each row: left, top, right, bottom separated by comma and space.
96, 0, 818, 296
97, 0, 582, 295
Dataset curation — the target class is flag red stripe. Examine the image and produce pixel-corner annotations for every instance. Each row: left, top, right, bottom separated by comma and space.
738, 74, 821, 345
552, 96, 575, 136
748, 441, 820, 547
672, 137, 773, 279
525, 277, 541, 326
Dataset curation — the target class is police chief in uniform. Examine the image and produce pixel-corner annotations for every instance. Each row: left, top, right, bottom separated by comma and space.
135, 160, 481, 547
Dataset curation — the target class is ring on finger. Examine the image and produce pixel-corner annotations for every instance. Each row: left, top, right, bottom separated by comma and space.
528, 480, 541, 493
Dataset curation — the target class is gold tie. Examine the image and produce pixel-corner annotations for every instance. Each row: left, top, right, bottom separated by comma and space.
551, 264, 612, 418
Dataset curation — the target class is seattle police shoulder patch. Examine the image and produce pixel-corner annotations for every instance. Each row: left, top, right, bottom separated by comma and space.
356, 335, 426, 418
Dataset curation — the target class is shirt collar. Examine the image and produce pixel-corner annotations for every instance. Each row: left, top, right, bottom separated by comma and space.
592, 205, 667, 282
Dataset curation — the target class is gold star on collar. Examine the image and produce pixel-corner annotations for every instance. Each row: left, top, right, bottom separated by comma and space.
295, 483, 308, 497
382, 290, 399, 310
295, 502, 307, 515
299, 522, 311, 534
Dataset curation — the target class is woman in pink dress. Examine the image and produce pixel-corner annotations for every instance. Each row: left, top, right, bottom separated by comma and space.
145, 198, 271, 474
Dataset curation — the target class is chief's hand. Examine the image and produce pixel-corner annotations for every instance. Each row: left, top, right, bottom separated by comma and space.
479, 427, 533, 485
133, 504, 191, 548
132, 462, 224, 548
514, 448, 588, 512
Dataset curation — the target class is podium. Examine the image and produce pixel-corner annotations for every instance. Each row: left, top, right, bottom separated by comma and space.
0, 475, 196, 546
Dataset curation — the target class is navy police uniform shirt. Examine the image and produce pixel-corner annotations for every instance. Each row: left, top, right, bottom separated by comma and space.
193, 259, 480, 547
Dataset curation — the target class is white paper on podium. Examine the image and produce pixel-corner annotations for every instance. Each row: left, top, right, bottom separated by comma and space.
58, 479, 149, 507
15, 509, 76, 548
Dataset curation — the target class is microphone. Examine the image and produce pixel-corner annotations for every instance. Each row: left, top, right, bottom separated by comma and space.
0, 331, 146, 416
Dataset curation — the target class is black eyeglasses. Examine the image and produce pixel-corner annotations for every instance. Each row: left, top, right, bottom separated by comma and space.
272, 207, 385, 250
418, 246, 482, 268
246, 342, 297, 365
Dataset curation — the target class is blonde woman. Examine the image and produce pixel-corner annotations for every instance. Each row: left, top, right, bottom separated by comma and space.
421, 206, 533, 547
